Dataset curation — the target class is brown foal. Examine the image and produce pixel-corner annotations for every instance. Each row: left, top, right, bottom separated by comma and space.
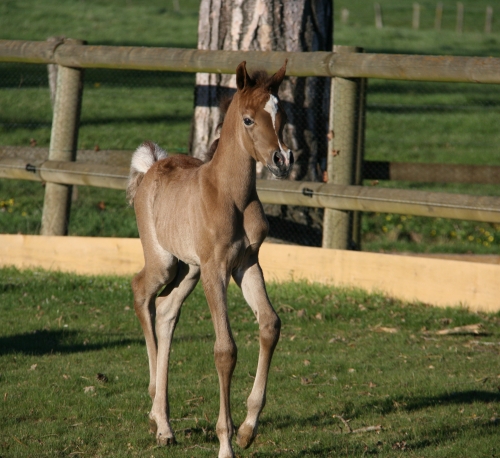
127, 61, 293, 458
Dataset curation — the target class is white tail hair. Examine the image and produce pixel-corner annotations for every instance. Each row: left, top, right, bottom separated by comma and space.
127, 141, 167, 205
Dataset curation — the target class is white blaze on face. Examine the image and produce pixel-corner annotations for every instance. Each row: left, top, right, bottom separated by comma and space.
264, 94, 289, 154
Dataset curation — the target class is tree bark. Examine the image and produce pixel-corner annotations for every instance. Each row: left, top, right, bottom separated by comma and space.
191, 0, 333, 182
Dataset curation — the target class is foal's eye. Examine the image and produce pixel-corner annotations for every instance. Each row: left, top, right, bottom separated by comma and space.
243, 117, 254, 126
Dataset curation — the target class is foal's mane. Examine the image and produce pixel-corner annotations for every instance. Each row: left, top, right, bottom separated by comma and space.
204, 70, 274, 163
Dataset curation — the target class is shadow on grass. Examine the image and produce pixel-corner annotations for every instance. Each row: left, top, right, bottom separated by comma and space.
363, 390, 500, 416
0, 329, 140, 356
408, 421, 499, 451
254, 392, 500, 456
260, 390, 500, 436
0, 63, 196, 89
0, 113, 194, 131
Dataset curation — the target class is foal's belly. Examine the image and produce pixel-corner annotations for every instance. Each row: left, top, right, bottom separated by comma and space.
153, 190, 268, 269
157, 223, 201, 266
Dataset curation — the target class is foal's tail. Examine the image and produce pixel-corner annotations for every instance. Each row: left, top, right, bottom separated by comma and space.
127, 141, 168, 205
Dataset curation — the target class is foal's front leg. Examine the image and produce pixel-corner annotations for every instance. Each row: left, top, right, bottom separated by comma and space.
150, 262, 200, 445
201, 266, 237, 458
233, 258, 281, 449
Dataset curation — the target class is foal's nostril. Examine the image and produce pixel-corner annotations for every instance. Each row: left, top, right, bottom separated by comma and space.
273, 151, 284, 167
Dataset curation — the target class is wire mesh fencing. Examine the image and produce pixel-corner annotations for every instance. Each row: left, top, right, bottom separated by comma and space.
1, 60, 500, 252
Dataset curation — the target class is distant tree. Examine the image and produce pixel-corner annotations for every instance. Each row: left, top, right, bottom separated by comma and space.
191, 0, 333, 182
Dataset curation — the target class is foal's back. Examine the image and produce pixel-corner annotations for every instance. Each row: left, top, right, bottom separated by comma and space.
133, 153, 211, 266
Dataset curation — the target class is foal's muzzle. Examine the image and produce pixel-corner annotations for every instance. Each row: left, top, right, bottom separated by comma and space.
268, 150, 294, 178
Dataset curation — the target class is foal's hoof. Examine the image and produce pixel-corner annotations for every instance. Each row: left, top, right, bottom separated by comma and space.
157, 432, 177, 446
149, 418, 176, 446
236, 422, 257, 449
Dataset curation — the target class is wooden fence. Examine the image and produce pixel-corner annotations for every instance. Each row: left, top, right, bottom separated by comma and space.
2, 39, 500, 247
3, 40, 500, 82
363, 3, 494, 33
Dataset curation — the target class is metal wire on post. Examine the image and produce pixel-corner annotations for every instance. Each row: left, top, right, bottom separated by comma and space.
323, 46, 366, 250
40, 38, 85, 236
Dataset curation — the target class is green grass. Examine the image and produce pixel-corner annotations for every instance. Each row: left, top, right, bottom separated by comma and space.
2, 0, 500, 253
335, 0, 498, 35
0, 182, 139, 238
0, 0, 201, 47
1, 267, 499, 457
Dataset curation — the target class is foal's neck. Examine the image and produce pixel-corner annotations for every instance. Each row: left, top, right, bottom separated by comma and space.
209, 113, 257, 207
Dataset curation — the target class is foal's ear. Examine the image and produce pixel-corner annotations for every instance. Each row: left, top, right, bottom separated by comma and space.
268, 59, 288, 94
236, 61, 252, 91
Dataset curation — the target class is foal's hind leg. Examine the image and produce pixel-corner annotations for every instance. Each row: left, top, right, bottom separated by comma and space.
232, 258, 281, 449
132, 253, 177, 402
149, 261, 200, 446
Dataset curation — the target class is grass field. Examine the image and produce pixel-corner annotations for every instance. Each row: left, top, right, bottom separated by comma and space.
1, 267, 499, 457
1, 0, 500, 252
335, 0, 498, 35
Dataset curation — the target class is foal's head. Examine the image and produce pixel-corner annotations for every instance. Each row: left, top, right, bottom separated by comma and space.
229, 60, 294, 178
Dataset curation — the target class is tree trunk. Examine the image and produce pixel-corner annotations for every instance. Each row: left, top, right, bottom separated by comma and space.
191, 0, 333, 182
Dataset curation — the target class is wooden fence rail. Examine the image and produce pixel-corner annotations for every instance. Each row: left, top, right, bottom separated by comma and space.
2, 156, 500, 224
2, 40, 500, 83
3, 147, 500, 186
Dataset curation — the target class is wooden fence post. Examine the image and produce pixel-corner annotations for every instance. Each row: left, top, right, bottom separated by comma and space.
40, 38, 85, 236
435, 2, 443, 30
413, 3, 421, 30
485, 6, 493, 34
374, 3, 383, 29
341, 8, 350, 24
323, 46, 366, 250
456, 2, 464, 33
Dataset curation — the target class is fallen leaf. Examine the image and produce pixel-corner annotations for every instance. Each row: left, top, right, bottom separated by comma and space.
372, 326, 398, 334
29, 364, 37, 371
352, 425, 382, 434
297, 309, 306, 318
315, 313, 323, 320
84, 386, 95, 393
410, 231, 423, 243
303, 360, 311, 366
434, 324, 486, 336
277, 304, 295, 313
